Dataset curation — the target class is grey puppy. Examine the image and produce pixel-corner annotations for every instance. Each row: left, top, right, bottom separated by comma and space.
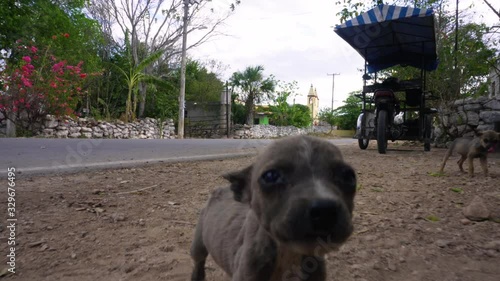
439, 130, 500, 177
190, 135, 356, 281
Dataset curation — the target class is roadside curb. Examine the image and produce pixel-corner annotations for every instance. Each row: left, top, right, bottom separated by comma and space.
15, 151, 257, 178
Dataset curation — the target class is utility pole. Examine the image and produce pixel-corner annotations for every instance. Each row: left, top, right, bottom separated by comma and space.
327, 73, 340, 110
178, 0, 189, 139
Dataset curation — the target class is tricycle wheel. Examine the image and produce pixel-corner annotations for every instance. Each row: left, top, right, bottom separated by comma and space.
358, 138, 369, 149
424, 142, 431, 151
377, 110, 388, 154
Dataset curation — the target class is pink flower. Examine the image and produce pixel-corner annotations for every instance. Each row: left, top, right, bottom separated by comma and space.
52, 61, 66, 73
80, 73, 87, 79
22, 65, 30, 74
22, 64, 34, 76
22, 56, 31, 63
30, 46, 38, 53
21, 77, 32, 88
63, 33, 70, 38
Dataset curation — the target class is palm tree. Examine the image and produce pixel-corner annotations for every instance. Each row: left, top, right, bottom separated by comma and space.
110, 34, 171, 122
110, 32, 172, 122
230, 65, 275, 125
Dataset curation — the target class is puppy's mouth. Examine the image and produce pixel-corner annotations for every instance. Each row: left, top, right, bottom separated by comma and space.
268, 198, 354, 253
272, 221, 353, 248
273, 230, 350, 255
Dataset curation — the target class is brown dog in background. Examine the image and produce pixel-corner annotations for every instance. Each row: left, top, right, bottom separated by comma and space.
439, 130, 500, 177
190, 135, 357, 281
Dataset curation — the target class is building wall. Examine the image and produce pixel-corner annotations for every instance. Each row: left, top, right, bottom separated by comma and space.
259, 116, 269, 125
489, 63, 500, 98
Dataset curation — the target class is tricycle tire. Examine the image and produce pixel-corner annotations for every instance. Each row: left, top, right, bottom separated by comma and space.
358, 138, 369, 149
377, 110, 388, 154
424, 142, 431, 151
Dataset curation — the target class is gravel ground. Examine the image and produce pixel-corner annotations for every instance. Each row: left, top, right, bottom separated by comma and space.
1, 140, 499, 281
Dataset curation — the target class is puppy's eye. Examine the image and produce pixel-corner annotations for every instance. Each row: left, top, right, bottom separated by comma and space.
336, 165, 357, 193
484, 138, 489, 143
260, 169, 285, 185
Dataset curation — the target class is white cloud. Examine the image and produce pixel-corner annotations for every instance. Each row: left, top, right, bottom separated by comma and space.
190, 0, 499, 108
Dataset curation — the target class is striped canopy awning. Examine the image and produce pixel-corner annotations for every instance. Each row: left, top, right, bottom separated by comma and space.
334, 5, 438, 73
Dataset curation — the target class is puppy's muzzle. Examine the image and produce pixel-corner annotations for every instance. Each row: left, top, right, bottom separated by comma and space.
309, 199, 341, 235
279, 197, 352, 245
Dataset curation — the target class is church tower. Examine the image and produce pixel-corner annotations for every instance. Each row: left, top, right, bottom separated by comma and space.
307, 84, 319, 125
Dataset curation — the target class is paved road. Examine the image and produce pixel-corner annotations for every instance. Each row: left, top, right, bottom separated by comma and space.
0, 137, 356, 176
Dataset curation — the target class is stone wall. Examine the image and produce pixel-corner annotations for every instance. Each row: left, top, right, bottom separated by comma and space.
39, 116, 176, 139
434, 96, 500, 145
0, 115, 5, 136
232, 124, 331, 139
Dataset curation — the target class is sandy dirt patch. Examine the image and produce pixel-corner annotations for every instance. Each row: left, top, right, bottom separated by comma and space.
1, 141, 499, 281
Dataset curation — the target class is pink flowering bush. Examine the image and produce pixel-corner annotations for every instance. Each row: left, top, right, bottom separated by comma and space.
0, 37, 87, 135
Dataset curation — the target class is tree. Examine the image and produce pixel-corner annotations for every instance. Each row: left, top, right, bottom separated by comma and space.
318, 108, 336, 131
332, 92, 362, 130
334, 0, 449, 22
142, 58, 224, 121
318, 92, 362, 131
373, 19, 497, 103
482, 0, 500, 19
86, 0, 241, 118
269, 81, 311, 128
231, 93, 247, 125
0, 40, 88, 136
185, 60, 225, 103
1, 0, 102, 72
0, 0, 104, 124
230, 66, 276, 125
288, 104, 313, 128
334, 0, 384, 23
110, 33, 172, 122
269, 81, 295, 126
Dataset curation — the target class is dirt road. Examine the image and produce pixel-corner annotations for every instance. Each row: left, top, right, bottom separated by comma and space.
1, 141, 499, 281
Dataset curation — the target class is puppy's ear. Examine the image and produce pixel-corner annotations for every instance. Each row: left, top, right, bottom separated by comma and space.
474, 130, 483, 137
223, 165, 252, 203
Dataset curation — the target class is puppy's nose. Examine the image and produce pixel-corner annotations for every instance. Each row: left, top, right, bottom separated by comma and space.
309, 199, 339, 233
